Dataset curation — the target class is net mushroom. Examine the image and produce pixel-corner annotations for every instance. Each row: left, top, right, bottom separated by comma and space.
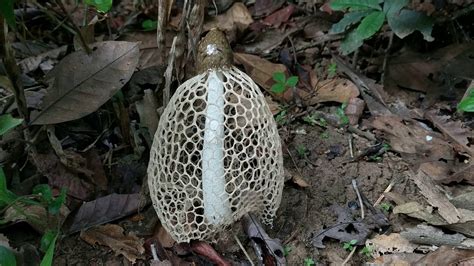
147, 29, 284, 243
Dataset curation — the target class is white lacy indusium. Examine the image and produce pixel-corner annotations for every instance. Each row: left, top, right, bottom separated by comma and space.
147, 66, 284, 243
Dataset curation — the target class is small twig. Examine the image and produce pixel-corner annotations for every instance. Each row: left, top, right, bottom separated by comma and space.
162, 37, 178, 107
348, 135, 354, 158
342, 248, 356, 266
352, 179, 364, 219
234, 234, 255, 266
150, 243, 160, 261
380, 31, 394, 84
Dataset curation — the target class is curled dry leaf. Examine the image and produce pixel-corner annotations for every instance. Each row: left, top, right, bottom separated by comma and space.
80, 224, 145, 263
31, 41, 139, 125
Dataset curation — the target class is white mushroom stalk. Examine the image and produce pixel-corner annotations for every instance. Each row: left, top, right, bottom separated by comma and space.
202, 69, 231, 224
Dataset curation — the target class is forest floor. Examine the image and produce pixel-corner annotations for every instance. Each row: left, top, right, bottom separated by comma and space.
0, 0, 473, 265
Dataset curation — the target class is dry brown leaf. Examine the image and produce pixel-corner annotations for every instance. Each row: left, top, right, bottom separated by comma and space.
300, 78, 360, 105
415, 246, 474, 265
367, 233, 419, 256
4, 203, 69, 233
424, 109, 474, 157
371, 115, 455, 162
345, 97, 365, 125
262, 4, 295, 27
234, 52, 287, 91
31, 41, 139, 125
80, 224, 145, 263
291, 175, 310, 188
204, 3, 253, 33
413, 168, 461, 224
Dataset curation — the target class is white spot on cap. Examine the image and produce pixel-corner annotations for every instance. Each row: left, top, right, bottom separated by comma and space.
206, 44, 218, 55
426, 135, 433, 141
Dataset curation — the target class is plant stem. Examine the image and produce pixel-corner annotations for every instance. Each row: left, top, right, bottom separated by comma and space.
202, 70, 231, 224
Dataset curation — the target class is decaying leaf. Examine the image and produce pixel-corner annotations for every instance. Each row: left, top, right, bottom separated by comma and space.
66, 193, 141, 233
366, 233, 419, 257
424, 109, 474, 158
291, 175, 310, 188
80, 224, 145, 263
298, 78, 360, 105
240, 28, 299, 55
242, 213, 286, 265
251, 0, 286, 17
437, 165, 474, 185
234, 52, 287, 91
415, 245, 474, 265
412, 168, 461, 224
4, 203, 69, 233
262, 4, 296, 27
34, 152, 95, 201
204, 2, 253, 34
371, 115, 455, 162
31, 41, 140, 125
311, 205, 371, 248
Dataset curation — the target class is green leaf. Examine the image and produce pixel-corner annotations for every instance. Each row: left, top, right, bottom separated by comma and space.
355, 11, 385, 39
84, 0, 112, 13
330, 11, 371, 34
0, 245, 16, 266
272, 72, 286, 84
141, 19, 158, 31
48, 188, 66, 215
383, 0, 409, 16
40, 230, 58, 266
0, 114, 23, 136
0, 0, 16, 29
271, 83, 286, 94
330, 0, 381, 11
458, 89, 474, 112
0, 168, 18, 209
387, 9, 434, 41
286, 76, 299, 87
349, 239, 358, 245
340, 30, 364, 54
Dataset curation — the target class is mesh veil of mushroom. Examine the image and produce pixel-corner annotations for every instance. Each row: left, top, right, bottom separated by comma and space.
148, 66, 284, 242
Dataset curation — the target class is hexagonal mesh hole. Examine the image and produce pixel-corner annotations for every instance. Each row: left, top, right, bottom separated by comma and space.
148, 66, 284, 242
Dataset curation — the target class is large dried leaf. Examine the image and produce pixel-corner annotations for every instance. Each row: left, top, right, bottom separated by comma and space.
80, 224, 145, 263
31, 41, 139, 125
66, 193, 141, 233
204, 2, 253, 33
371, 115, 455, 162
425, 109, 474, 157
415, 245, 474, 265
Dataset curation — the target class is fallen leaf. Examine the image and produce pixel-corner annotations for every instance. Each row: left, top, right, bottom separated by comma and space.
251, 0, 286, 17
66, 194, 141, 233
80, 224, 145, 263
370, 253, 425, 265
239, 28, 298, 54
371, 115, 455, 163
291, 175, 310, 188
34, 152, 95, 201
298, 78, 360, 105
437, 165, 474, 185
413, 168, 461, 224
345, 97, 365, 125
234, 52, 287, 91
415, 245, 474, 265
4, 203, 69, 233
424, 109, 474, 157
204, 2, 253, 33
18, 45, 67, 74
366, 233, 419, 256
31, 41, 139, 125
262, 4, 296, 27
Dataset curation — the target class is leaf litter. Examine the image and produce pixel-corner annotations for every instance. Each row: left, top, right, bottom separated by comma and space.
0, 0, 473, 265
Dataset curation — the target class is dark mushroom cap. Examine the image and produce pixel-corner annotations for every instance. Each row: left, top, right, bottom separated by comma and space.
196, 29, 233, 73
